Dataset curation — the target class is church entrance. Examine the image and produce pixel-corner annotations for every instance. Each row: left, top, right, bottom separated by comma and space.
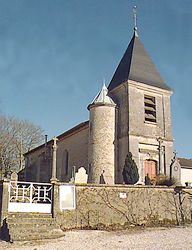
144, 160, 157, 183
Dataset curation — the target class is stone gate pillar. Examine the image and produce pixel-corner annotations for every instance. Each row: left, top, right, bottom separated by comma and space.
0, 180, 10, 226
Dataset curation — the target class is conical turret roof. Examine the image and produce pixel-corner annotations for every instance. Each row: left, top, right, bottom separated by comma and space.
108, 31, 171, 92
88, 84, 115, 109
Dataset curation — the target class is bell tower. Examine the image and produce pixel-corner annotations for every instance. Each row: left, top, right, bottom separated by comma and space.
108, 9, 177, 183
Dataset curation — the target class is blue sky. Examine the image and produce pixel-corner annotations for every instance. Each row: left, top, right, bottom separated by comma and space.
0, 0, 191, 158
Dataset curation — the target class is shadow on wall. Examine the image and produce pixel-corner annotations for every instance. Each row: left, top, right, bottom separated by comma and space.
0, 183, 2, 223
0, 219, 10, 242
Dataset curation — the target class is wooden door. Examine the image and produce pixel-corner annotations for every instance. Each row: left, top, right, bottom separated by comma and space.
144, 160, 157, 182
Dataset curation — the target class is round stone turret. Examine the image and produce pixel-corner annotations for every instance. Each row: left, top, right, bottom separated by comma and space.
87, 84, 116, 184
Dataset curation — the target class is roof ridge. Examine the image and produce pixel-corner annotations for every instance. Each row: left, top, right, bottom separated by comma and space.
24, 121, 89, 156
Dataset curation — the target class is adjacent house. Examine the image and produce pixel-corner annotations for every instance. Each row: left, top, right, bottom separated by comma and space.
179, 158, 192, 185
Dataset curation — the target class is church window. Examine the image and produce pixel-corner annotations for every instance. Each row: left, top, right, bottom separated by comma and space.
63, 150, 69, 175
144, 95, 156, 123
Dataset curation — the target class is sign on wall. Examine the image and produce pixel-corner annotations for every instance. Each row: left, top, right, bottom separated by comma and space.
119, 192, 127, 199
60, 185, 76, 210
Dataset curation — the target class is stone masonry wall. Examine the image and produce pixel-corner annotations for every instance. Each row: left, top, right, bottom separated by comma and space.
110, 80, 174, 183
128, 81, 173, 140
55, 184, 192, 230
128, 81, 174, 177
109, 84, 129, 183
88, 105, 116, 183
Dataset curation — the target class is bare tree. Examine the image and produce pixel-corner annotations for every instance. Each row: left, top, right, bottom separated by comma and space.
0, 115, 44, 175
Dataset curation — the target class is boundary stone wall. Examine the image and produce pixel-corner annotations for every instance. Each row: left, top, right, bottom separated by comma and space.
54, 184, 192, 230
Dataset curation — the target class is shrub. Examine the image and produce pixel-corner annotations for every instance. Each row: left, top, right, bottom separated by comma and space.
156, 174, 176, 187
122, 152, 139, 184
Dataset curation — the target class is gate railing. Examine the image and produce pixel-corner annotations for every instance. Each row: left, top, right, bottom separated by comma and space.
8, 181, 52, 213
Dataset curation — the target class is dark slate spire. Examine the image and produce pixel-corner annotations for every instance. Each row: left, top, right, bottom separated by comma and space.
108, 32, 171, 92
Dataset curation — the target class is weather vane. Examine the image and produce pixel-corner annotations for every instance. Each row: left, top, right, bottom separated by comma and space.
133, 5, 137, 31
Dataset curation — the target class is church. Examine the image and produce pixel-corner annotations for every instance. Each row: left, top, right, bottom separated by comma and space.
21, 23, 180, 185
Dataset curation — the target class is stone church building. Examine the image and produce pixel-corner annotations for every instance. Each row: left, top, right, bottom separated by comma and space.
21, 27, 180, 184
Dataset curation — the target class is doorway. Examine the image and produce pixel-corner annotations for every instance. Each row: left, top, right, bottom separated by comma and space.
144, 160, 157, 183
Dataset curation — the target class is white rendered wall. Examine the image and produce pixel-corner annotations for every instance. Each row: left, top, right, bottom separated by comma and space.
181, 168, 192, 185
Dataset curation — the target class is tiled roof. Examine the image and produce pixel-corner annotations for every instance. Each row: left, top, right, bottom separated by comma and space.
108, 31, 171, 92
24, 121, 89, 156
178, 157, 192, 169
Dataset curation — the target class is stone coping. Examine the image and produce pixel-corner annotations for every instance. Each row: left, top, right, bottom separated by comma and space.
55, 183, 192, 192
1, 180, 191, 192
55, 182, 179, 190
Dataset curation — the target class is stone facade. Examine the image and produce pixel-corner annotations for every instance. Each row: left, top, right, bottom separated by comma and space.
23, 122, 89, 183
57, 125, 89, 182
109, 80, 176, 183
20, 30, 178, 185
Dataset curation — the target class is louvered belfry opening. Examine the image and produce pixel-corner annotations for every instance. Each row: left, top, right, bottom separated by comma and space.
144, 95, 156, 123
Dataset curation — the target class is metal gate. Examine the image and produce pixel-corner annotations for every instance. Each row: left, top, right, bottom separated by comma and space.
8, 181, 52, 213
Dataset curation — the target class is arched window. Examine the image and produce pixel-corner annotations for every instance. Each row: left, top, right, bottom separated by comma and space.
63, 150, 69, 176
39, 152, 48, 183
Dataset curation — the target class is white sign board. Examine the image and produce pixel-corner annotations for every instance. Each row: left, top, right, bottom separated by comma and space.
60, 185, 76, 210
119, 192, 127, 199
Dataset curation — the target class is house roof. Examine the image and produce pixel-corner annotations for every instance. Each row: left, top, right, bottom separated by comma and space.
24, 121, 89, 156
178, 157, 192, 169
108, 31, 171, 92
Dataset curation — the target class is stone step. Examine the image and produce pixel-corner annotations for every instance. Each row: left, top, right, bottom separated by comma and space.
8, 212, 52, 218
7, 217, 54, 224
8, 223, 59, 232
9, 227, 62, 236
6, 212, 64, 242
10, 229, 65, 241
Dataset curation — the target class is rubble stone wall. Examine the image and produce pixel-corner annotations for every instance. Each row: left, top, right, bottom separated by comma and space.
54, 184, 192, 229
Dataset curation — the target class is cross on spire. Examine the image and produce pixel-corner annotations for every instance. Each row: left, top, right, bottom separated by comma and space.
102, 77, 106, 87
133, 5, 138, 36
